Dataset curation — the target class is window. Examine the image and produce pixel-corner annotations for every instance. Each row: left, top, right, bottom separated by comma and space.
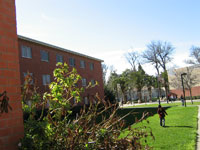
41, 50, 49, 62
42, 74, 51, 85
89, 62, 94, 70
56, 54, 63, 63
91, 79, 95, 85
23, 72, 33, 84
21, 45, 32, 58
69, 58, 75, 67
84, 97, 88, 105
82, 78, 87, 86
80, 60, 85, 68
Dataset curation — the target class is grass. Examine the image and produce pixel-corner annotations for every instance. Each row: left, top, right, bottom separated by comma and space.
120, 105, 198, 150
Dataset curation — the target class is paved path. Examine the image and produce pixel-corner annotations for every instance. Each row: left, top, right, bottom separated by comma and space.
197, 106, 200, 150
120, 99, 200, 108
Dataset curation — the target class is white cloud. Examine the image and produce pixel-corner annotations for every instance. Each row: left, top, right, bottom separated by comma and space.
93, 48, 156, 75
169, 51, 190, 69
92, 49, 129, 73
127, 47, 146, 53
95, 44, 193, 77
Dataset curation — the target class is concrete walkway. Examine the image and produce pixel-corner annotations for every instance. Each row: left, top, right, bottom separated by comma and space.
120, 99, 200, 108
197, 106, 200, 150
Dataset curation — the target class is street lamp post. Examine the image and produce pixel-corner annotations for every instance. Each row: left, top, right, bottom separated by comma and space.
181, 73, 187, 107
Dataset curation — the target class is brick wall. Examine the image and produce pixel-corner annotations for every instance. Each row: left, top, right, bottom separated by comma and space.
18, 38, 104, 104
170, 86, 200, 98
0, 0, 24, 149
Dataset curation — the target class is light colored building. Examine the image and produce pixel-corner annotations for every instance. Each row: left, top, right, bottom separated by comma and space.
168, 64, 200, 98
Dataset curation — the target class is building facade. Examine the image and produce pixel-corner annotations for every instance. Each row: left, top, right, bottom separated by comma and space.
168, 65, 200, 98
18, 35, 104, 105
0, 0, 24, 149
0, 0, 104, 149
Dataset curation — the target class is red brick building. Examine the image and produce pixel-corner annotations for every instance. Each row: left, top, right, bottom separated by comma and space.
168, 65, 200, 98
0, 0, 24, 149
18, 35, 104, 105
0, 0, 104, 149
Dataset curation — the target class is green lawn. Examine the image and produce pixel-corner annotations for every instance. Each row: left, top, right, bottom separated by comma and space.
120, 106, 198, 150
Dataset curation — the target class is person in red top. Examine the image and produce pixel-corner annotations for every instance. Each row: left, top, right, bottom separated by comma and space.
157, 104, 168, 127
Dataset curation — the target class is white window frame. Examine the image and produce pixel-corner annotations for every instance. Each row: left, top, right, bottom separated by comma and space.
80, 60, 85, 68
82, 78, 87, 86
21, 45, 32, 58
42, 74, 51, 85
89, 62, 94, 70
41, 50, 49, 62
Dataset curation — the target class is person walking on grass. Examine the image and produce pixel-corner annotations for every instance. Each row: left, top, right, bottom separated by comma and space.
157, 104, 168, 127
180, 95, 184, 106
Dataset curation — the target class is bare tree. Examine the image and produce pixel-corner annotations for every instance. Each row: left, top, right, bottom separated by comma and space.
156, 41, 174, 71
156, 41, 174, 99
185, 46, 200, 64
142, 41, 174, 102
170, 66, 199, 104
125, 50, 139, 71
142, 41, 161, 99
109, 65, 116, 74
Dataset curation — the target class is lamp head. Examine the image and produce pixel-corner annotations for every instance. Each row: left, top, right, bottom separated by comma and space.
181, 73, 187, 76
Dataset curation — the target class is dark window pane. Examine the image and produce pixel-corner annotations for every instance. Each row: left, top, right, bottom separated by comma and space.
56, 54, 63, 63
89, 63, 94, 70
69, 58, 75, 67
41, 50, 49, 62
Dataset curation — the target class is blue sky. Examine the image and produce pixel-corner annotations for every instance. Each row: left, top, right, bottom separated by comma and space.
16, 0, 200, 75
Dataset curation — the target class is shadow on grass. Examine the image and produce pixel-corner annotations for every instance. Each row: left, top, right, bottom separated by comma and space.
117, 106, 171, 128
164, 125, 193, 128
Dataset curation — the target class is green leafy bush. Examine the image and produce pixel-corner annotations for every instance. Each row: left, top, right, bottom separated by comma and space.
185, 96, 190, 100
19, 63, 153, 150
193, 96, 197, 99
151, 97, 158, 102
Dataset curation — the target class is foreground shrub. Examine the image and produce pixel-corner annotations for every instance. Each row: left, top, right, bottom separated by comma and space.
19, 63, 153, 150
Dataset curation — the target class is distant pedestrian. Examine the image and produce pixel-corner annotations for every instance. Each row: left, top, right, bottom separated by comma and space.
157, 105, 168, 127
180, 95, 184, 106
175, 95, 177, 100
167, 95, 170, 103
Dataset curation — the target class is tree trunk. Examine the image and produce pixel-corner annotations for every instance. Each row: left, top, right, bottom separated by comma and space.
155, 64, 161, 100
148, 87, 152, 102
189, 88, 193, 104
129, 89, 132, 101
122, 90, 127, 104
137, 90, 142, 103
115, 86, 119, 103
164, 83, 169, 103
164, 69, 169, 104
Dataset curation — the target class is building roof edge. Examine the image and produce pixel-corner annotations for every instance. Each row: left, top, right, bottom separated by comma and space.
18, 35, 104, 62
